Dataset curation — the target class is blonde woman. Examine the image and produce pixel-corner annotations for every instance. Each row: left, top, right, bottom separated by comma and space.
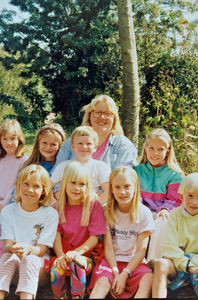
54, 95, 137, 170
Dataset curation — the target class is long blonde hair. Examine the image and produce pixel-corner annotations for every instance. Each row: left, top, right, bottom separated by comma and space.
23, 123, 66, 168
140, 128, 184, 176
58, 161, 97, 226
15, 164, 52, 207
0, 119, 25, 159
106, 166, 141, 226
80, 95, 124, 135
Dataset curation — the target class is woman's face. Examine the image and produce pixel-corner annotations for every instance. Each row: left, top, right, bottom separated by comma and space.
90, 101, 114, 136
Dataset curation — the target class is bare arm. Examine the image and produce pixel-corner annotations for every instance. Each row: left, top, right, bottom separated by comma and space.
112, 231, 150, 297
99, 182, 109, 205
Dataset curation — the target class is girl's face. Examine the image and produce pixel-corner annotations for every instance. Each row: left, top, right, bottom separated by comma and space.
1, 132, 19, 155
145, 138, 168, 167
66, 179, 87, 205
20, 174, 44, 212
90, 101, 114, 136
39, 134, 60, 162
112, 173, 135, 212
181, 192, 198, 216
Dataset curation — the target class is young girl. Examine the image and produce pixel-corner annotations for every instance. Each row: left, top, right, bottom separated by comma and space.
23, 123, 66, 176
89, 166, 154, 299
50, 161, 106, 299
134, 128, 184, 260
152, 173, 198, 298
0, 119, 28, 210
0, 164, 59, 299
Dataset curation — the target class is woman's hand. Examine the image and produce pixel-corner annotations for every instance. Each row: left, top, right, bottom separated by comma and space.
111, 271, 128, 298
157, 209, 169, 220
54, 255, 67, 270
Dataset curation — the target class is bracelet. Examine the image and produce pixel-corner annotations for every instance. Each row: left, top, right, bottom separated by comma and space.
123, 268, 131, 277
112, 266, 119, 273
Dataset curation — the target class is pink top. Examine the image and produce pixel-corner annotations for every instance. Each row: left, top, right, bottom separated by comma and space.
58, 200, 106, 247
92, 137, 109, 160
0, 154, 28, 206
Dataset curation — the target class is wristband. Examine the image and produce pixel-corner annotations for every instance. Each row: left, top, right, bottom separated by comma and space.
123, 267, 131, 277
112, 266, 119, 273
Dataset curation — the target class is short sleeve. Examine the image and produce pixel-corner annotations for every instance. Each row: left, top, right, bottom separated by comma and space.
139, 205, 155, 234
97, 162, 111, 184
1, 207, 14, 240
37, 208, 59, 247
88, 201, 106, 236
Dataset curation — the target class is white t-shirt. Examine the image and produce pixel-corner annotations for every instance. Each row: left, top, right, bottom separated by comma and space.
1, 202, 59, 248
51, 158, 111, 192
109, 203, 154, 262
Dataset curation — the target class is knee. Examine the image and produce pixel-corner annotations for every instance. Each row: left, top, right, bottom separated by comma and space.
95, 276, 110, 290
22, 255, 42, 270
154, 258, 170, 275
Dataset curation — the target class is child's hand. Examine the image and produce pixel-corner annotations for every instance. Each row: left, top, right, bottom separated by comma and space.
157, 209, 169, 220
12, 242, 33, 258
65, 250, 79, 263
54, 255, 67, 270
188, 266, 198, 275
111, 271, 128, 298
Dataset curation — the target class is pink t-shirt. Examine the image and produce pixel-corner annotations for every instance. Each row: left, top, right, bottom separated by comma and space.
0, 154, 28, 206
92, 137, 109, 160
58, 200, 106, 247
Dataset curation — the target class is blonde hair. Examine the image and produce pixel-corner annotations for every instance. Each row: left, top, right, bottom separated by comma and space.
178, 173, 198, 195
23, 123, 66, 168
58, 161, 97, 226
106, 166, 140, 226
71, 126, 98, 147
15, 164, 52, 207
140, 128, 184, 176
80, 95, 124, 135
0, 119, 25, 159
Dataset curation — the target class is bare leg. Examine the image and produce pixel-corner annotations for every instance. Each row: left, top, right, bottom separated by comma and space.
0, 290, 6, 300
152, 258, 177, 298
89, 276, 111, 299
19, 292, 33, 299
134, 273, 153, 298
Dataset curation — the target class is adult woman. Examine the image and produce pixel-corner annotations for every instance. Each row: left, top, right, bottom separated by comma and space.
54, 95, 137, 170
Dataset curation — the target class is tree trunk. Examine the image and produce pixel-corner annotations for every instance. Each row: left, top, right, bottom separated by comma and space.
117, 0, 140, 148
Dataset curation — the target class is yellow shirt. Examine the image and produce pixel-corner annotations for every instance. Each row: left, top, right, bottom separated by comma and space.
162, 206, 198, 272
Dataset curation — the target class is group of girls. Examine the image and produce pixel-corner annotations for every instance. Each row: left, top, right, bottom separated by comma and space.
0, 98, 194, 299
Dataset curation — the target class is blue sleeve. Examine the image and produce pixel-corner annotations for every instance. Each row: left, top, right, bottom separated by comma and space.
53, 138, 74, 171
112, 135, 137, 168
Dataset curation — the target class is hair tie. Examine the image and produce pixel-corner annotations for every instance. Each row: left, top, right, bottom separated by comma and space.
38, 124, 66, 141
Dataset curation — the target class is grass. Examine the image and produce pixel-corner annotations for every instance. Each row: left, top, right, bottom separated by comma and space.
24, 132, 35, 156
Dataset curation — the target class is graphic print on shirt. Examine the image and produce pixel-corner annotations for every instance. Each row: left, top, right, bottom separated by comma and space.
111, 227, 138, 240
33, 223, 44, 242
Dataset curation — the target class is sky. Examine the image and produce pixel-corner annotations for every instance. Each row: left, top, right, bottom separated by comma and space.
0, 0, 197, 24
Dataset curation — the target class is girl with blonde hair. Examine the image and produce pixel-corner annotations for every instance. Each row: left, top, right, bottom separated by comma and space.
0, 165, 58, 299
89, 166, 154, 299
54, 94, 137, 170
0, 119, 28, 212
23, 123, 66, 175
134, 128, 184, 260
50, 161, 106, 299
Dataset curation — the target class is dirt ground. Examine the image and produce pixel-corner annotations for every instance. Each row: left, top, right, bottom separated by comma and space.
6, 282, 197, 299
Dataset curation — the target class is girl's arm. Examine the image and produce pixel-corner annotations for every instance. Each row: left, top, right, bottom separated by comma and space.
104, 229, 119, 276
4, 239, 47, 258
53, 232, 67, 270
65, 235, 98, 263
112, 231, 150, 297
